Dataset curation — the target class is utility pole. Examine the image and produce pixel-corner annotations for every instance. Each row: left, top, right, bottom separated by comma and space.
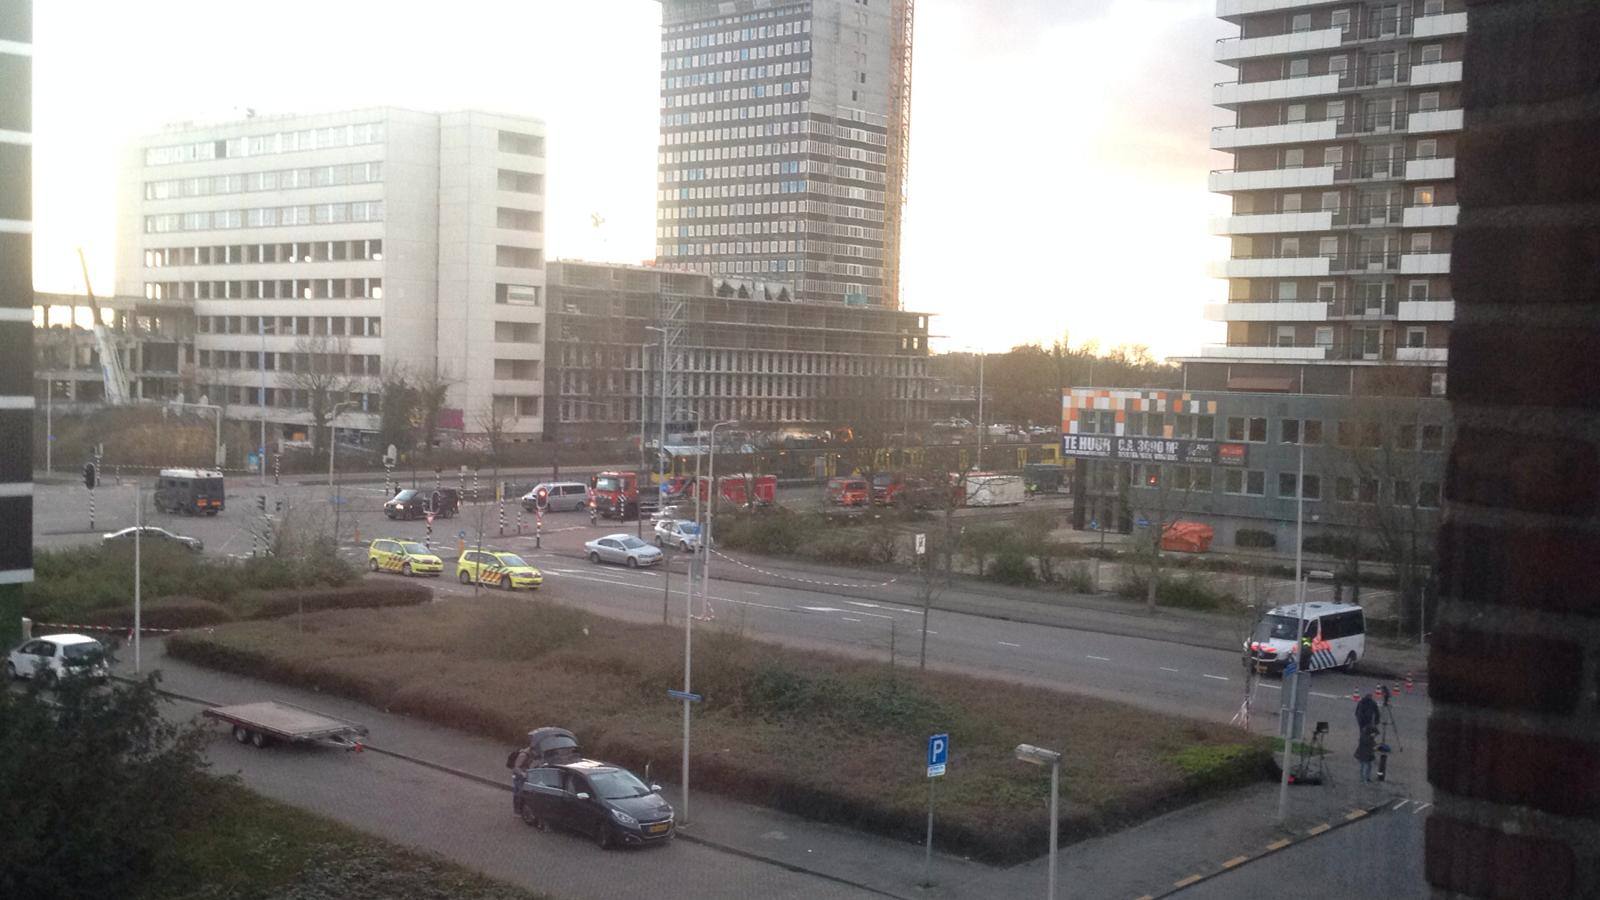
975, 350, 986, 471
259, 314, 268, 486
1277, 440, 1307, 825
133, 483, 142, 674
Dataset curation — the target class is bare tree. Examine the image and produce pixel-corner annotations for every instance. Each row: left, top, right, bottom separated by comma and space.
413, 366, 455, 462
281, 335, 355, 452
1125, 461, 1206, 613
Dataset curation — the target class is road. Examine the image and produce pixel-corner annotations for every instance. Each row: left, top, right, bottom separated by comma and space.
34, 477, 1429, 788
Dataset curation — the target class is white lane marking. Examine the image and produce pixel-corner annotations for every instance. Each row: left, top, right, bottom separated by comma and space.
1392, 800, 1411, 811
1411, 803, 1432, 815
841, 617, 862, 623
925, 631, 938, 635
1203, 674, 1229, 681
1160, 666, 1180, 672
1311, 692, 1341, 699
800, 606, 844, 613
1260, 683, 1282, 690
856, 612, 894, 620
998, 641, 1020, 648
1087, 655, 1111, 661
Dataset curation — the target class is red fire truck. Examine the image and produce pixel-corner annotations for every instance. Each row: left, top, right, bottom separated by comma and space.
588, 471, 639, 519
691, 473, 777, 506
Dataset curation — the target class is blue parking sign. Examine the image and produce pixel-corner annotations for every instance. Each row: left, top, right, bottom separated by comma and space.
927, 733, 949, 778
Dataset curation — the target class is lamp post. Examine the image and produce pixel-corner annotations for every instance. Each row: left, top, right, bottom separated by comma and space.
169, 399, 224, 468
703, 420, 739, 620
329, 400, 357, 544
1016, 743, 1063, 900
976, 349, 986, 471
1277, 440, 1306, 825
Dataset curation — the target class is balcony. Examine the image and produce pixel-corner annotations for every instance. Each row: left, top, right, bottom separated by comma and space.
1214, 73, 1342, 107
1408, 108, 1465, 134
1214, 26, 1343, 63
1411, 60, 1464, 86
1200, 344, 1329, 361
1211, 210, 1334, 235
1336, 110, 1408, 138
1205, 301, 1329, 322
1406, 157, 1455, 181
1212, 119, 1337, 150
1397, 299, 1456, 321
1401, 253, 1452, 274
1414, 11, 1468, 38
1330, 296, 1398, 319
1396, 346, 1449, 362
1216, 0, 1338, 21
1403, 204, 1459, 228
1210, 165, 1336, 193
1210, 256, 1332, 278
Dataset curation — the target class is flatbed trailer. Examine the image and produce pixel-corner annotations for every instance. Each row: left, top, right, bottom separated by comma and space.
202, 700, 368, 751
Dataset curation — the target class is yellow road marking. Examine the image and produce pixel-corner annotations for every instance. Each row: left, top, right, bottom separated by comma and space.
1308, 823, 1331, 835
1222, 855, 1250, 868
1134, 895, 1155, 900
1173, 875, 1203, 888
1345, 809, 1369, 821
1266, 838, 1292, 851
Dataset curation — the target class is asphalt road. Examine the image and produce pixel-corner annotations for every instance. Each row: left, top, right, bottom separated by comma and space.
34, 477, 1430, 788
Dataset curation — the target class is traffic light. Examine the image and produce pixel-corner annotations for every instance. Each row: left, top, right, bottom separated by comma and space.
535, 488, 549, 511
82, 462, 97, 490
257, 495, 267, 513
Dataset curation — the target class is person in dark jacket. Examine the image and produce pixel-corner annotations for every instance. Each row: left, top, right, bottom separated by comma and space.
1355, 726, 1378, 782
1356, 691, 1380, 733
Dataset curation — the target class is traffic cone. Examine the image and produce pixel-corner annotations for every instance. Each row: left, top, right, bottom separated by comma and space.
1404, 673, 1415, 694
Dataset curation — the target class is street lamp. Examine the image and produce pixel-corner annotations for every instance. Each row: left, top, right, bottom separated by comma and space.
329, 400, 357, 546
702, 420, 739, 620
1016, 742, 1063, 900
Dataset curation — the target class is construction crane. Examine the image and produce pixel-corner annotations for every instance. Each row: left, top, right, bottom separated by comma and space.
77, 248, 132, 405
884, 0, 915, 311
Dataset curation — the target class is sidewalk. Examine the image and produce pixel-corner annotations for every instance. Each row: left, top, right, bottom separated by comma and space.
123, 639, 1422, 900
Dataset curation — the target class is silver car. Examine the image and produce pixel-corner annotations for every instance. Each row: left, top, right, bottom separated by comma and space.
102, 526, 204, 552
653, 518, 704, 552
585, 534, 663, 568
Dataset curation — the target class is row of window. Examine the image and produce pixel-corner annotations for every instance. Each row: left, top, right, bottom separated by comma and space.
143, 201, 384, 234
144, 239, 383, 269
198, 384, 378, 414
663, 40, 811, 73
199, 349, 382, 377
145, 122, 385, 166
666, 160, 884, 187
1079, 409, 1446, 451
198, 315, 381, 337
663, 219, 802, 238
144, 162, 383, 201
662, 99, 808, 129
663, 14, 810, 43
663, 59, 811, 91
150, 277, 382, 302
1132, 463, 1441, 506
664, 79, 810, 109
1256, 279, 1438, 303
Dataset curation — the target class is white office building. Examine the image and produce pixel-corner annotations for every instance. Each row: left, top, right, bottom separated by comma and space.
114, 107, 549, 444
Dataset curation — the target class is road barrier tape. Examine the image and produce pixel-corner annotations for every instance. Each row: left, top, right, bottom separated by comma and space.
708, 548, 900, 589
36, 622, 185, 634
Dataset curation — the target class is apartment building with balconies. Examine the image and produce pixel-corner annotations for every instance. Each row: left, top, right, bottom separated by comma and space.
1189, 0, 1465, 398
114, 107, 549, 443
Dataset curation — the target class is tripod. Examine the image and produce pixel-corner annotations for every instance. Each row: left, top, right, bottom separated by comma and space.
1378, 685, 1404, 752
1292, 721, 1331, 785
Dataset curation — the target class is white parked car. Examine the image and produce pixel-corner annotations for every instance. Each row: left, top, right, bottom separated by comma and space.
654, 518, 705, 551
102, 526, 203, 552
6, 633, 111, 685
585, 534, 664, 568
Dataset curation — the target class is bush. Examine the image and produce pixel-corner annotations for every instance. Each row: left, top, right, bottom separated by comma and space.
0, 675, 209, 899
1061, 562, 1096, 593
715, 509, 814, 556
239, 582, 433, 620
1303, 534, 1365, 559
989, 549, 1036, 585
94, 599, 235, 630
960, 524, 1015, 576
1118, 572, 1236, 610
1234, 529, 1277, 549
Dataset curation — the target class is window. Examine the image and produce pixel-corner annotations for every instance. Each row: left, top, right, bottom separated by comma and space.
1280, 419, 1300, 444
1195, 416, 1215, 440
1276, 326, 1297, 347
496, 245, 543, 268
1336, 420, 1355, 447
1283, 194, 1303, 213
1330, 54, 1349, 79
1248, 417, 1267, 442
1303, 420, 1323, 444
1406, 326, 1427, 348
1284, 148, 1305, 169
1227, 416, 1246, 441
1409, 280, 1430, 301
1279, 281, 1298, 301
1394, 479, 1415, 505
1315, 326, 1334, 348
498, 130, 545, 156
1322, 191, 1341, 213
1319, 236, 1339, 257
1279, 472, 1299, 498
1413, 185, 1435, 206
1421, 424, 1444, 451
1302, 474, 1321, 500
496, 284, 542, 306
1336, 476, 1356, 502
1291, 12, 1311, 31
1288, 58, 1309, 78
498, 169, 544, 194
1331, 9, 1351, 33
1247, 470, 1265, 496
1326, 100, 1346, 123
1281, 237, 1301, 256
1399, 424, 1418, 449
496, 207, 542, 232
1286, 103, 1306, 124
1418, 91, 1441, 112
1419, 481, 1441, 508
1362, 421, 1383, 448
1416, 138, 1438, 160
1410, 233, 1433, 253
1225, 469, 1244, 494
1420, 44, 1443, 65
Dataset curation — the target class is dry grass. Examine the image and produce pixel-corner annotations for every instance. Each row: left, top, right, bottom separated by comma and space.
167, 599, 1272, 863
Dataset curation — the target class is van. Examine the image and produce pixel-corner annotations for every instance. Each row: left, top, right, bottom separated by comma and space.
522, 482, 591, 512
153, 468, 226, 516
1244, 601, 1366, 674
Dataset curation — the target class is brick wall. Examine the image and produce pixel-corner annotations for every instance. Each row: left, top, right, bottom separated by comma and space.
1430, 1, 1600, 897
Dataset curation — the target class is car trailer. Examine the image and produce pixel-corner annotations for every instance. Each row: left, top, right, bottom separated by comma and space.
202, 700, 369, 751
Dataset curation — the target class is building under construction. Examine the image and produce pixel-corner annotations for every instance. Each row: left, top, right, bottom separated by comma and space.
545, 260, 929, 441
34, 292, 196, 406
655, 0, 914, 309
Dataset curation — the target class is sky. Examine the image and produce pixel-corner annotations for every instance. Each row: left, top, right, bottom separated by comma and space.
31, 0, 1230, 358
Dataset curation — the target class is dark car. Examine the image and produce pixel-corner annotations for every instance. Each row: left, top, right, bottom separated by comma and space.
384, 488, 459, 520
515, 759, 674, 848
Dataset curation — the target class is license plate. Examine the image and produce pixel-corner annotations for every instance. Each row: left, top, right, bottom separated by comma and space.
647, 823, 670, 834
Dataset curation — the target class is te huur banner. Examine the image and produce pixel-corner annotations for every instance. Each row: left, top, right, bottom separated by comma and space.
1060, 434, 1249, 467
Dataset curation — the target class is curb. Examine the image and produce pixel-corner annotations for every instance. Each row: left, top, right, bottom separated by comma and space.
125, 675, 913, 900
1140, 796, 1399, 899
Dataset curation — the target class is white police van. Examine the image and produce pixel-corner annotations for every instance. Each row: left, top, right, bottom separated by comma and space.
1244, 601, 1366, 674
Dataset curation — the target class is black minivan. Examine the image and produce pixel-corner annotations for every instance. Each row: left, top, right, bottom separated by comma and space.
383, 488, 460, 520
515, 759, 674, 848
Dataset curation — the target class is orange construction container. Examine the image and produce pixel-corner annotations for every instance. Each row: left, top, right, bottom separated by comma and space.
1161, 521, 1215, 553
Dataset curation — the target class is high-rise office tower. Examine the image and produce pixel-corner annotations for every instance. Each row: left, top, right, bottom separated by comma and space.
1191, 0, 1465, 396
115, 108, 549, 442
655, 0, 914, 308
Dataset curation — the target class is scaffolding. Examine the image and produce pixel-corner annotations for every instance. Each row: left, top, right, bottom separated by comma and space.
884, 0, 915, 311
